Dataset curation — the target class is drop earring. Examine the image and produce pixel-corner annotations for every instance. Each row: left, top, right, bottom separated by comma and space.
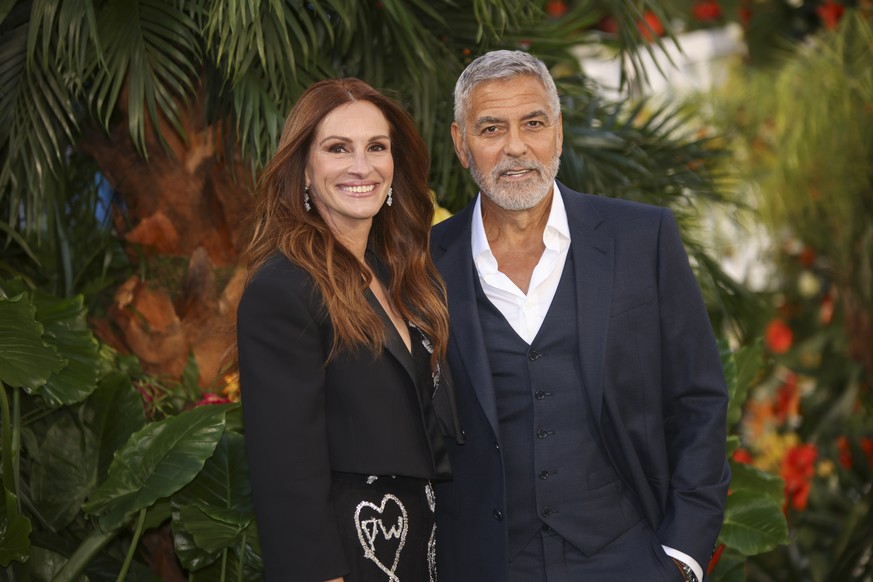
304, 184, 312, 212
386, 186, 393, 207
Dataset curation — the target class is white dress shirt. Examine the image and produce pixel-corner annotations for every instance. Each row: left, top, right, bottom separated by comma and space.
470, 184, 704, 582
471, 182, 571, 345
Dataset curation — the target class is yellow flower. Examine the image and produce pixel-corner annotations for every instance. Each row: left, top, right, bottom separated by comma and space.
221, 371, 241, 402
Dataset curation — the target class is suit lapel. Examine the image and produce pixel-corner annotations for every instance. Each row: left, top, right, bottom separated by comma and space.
365, 289, 417, 384
434, 207, 501, 440
562, 185, 614, 425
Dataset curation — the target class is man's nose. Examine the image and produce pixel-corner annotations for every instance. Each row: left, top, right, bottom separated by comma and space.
503, 127, 527, 157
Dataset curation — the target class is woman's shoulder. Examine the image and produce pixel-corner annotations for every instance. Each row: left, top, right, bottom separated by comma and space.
241, 253, 322, 311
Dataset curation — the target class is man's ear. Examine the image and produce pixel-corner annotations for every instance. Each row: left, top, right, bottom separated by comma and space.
556, 112, 564, 156
451, 122, 470, 168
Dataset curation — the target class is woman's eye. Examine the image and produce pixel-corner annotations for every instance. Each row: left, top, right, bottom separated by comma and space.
328, 144, 347, 153
369, 143, 388, 152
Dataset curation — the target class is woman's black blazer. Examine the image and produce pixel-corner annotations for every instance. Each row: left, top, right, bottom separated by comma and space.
237, 253, 460, 579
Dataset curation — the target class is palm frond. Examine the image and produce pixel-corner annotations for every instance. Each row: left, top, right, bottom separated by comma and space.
89, 0, 202, 156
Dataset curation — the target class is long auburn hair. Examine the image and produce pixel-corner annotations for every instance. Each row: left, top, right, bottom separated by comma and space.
243, 78, 449, 364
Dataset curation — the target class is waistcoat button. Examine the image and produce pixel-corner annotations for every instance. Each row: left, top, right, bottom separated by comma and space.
534, 390, 546, 400
493, 509, 503, 521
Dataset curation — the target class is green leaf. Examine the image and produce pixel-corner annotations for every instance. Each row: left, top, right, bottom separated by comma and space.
729, 461, 785, 506
719, 489, 789, 556
31, 373, 146, 530
83, 404, 231, 530
0, 488, 32, 566
0, 292, 65, 389
27, 290, 101, 406
709, 546, 747, 582
30, 411, 95, 530
173, 431, 256, 568
178, 504, 254, 553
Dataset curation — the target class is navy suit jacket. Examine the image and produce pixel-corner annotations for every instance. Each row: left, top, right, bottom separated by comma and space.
431, 183, 731, 580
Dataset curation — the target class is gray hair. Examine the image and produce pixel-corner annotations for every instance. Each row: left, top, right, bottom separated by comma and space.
453, 50, 561, 132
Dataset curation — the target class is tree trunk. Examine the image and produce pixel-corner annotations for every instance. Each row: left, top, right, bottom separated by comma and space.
79, 89, 251, 387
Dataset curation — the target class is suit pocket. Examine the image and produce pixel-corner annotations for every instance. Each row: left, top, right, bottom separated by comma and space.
610, 285, 654, 318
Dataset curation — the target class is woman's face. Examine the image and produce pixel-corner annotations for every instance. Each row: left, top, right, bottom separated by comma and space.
305, 100, 394, 235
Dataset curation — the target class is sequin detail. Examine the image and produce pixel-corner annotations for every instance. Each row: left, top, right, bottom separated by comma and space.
354, 494, 408, 581
425, 482, 435, 513
427, 523, 438, 582
409, 323, 441, 398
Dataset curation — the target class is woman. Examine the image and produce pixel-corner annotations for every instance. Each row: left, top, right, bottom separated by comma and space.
237, 78, 463, 581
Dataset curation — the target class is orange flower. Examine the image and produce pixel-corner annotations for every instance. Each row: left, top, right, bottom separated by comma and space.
774, 374, 800, 424
781, 443, 818, 511
817, 1, 845, 30
765, 319, 793, 354
637, 11, 664, 42
732, 448, 754, 465
546, 0, 567, 18
692, 1, 722, 22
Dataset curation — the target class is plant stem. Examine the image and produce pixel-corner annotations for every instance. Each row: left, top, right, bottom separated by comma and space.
237, 529, 248, 582
54, 528, 121, 582
220, 548, 228, 582
116, 509, 147, 582
0, 382, 16, 499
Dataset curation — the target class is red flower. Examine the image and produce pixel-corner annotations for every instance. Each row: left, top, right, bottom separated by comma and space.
195, 392, 232, 407
781, 443, 818, 511
708, 544, 726, 575
820, 294, 834, 325
817, 1, 845, 30
740, 6, 752, 27
637, 11, 664, 42
799, 246, 816, 267
598, 16, 618, 34
765, 319, 793, 354
837, 435, 853, 469
861, 437, 873, 467
692, 1, 722, 22
774, 374, 799, 423
546, 0, 567, 18
732, 448, 754, 465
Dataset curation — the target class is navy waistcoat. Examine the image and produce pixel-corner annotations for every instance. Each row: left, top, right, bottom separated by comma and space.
475, 249, 640, 558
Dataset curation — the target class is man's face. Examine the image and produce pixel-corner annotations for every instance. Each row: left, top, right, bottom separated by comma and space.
452, 75, 562, 211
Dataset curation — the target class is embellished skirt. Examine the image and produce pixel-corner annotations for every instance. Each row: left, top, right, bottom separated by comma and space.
330, 472, 437, 582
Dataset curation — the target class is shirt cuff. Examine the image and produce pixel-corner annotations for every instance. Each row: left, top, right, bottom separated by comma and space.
662, 546, 703, 582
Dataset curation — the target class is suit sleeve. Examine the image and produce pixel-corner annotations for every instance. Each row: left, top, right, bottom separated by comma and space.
237, 267, 348, 580
654, 209, 731, 570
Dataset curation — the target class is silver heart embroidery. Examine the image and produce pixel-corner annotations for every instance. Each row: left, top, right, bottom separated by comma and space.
355, 494, 408, 581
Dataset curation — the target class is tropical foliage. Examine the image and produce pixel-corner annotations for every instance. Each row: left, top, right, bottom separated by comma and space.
0, 0, 802, 578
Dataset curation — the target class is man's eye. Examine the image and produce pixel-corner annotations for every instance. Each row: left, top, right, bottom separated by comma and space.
527, 120, 543, 128
482, 126, 498, 134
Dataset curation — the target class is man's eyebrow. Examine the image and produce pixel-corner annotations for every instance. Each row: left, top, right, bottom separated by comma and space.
473, 116, 505, 127
521, 110, 549, 121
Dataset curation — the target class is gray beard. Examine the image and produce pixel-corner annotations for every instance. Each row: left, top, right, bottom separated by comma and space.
466, 148, 560, 211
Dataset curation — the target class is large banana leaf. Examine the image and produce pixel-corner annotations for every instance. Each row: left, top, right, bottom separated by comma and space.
83, 403, 232, 530
0, 291, 64, 389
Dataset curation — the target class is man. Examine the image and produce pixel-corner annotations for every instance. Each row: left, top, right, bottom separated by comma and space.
431, 50, 731, 582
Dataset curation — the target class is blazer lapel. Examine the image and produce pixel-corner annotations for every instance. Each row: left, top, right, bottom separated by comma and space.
561, 184, 614, 425
365, 289, 417, 384
434, 207, 501, 441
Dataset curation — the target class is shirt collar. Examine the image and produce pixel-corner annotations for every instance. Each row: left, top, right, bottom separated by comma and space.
471, 181, 571, 269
